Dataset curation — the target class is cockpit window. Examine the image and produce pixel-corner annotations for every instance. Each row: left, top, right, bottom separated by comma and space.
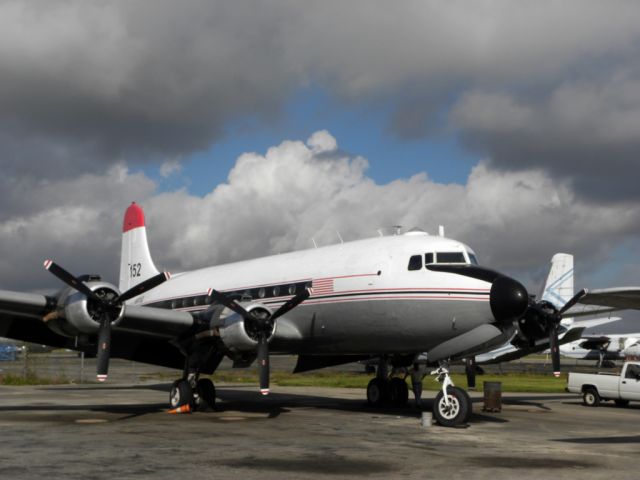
408, 255, 423, 271
425, 253, 434, 265
436, 252, 466, 264
469, 253, 479, 265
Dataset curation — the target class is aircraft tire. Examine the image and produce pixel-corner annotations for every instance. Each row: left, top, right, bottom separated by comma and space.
170, 379, 193, 409
582, 388, 600, 407
366, 378, 390, 406
432, 386, 470, 427
389, 377, 409, 406
196, 378, 216, 411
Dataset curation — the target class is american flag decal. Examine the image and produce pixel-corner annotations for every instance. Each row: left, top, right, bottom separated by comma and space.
312, 278, 334, 295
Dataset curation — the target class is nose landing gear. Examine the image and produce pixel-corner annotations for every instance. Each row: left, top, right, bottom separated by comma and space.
430, 366, 472, 427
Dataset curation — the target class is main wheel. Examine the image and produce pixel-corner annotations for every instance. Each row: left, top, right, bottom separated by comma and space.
367, 378, 390, 406
196, 378, 216, 411
432, 386, 470, 427
389, 377, 409, 406
582, 388, 600, 407
170, 379, 193, 409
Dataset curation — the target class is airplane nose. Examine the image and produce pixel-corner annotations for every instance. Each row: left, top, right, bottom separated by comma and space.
490, 276, 529, 324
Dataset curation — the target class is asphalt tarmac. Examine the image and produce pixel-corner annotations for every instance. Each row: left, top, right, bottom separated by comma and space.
0, 381, 638, 480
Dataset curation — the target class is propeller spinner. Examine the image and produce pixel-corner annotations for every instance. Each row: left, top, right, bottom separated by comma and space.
521, 289, 587, 377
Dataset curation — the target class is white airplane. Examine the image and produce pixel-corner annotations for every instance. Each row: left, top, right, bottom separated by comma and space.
0, 203, 638, 426
560, 333, 640, 366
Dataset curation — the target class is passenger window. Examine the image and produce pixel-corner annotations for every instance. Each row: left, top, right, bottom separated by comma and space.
425, 253, 434, 265
258, 288, 265, 299
436, 252, 466, 263
469, 253, 479, 265
288, 285, 297, 295
408, 255, 423, 271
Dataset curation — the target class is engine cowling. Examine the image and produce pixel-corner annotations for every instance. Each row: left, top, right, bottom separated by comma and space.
46, 281, 125, 337
218, 304, 276, 352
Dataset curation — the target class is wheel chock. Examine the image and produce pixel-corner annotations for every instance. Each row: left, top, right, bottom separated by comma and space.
167, 404, 192, 414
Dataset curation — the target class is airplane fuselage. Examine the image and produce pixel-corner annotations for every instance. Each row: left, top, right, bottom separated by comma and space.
132, 231, 499, 356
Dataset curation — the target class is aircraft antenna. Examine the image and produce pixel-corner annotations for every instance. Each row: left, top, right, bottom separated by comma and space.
312, 237, 318, 249
336, 231, 344, 244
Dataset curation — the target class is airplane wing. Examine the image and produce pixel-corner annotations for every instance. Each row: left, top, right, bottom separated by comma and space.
574, 287, 640, 312
0, 288, 196, 369
475, 326, 585, 364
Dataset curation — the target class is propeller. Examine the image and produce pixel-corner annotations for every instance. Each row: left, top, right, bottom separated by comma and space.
521, 288, 587, 377
208, 287, 310, 395
44, 259, 169, 381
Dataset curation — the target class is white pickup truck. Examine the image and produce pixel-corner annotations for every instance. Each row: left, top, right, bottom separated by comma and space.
567, 361, 640, 407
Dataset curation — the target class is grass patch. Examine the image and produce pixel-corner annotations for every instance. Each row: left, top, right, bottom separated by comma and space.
0, 371, 71, 386
210, 370, 569, 393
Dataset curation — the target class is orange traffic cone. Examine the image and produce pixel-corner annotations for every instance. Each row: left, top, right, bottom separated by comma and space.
167, 404, 192, 414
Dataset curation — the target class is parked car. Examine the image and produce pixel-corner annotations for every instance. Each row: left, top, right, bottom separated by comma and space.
567, 361, 640, 407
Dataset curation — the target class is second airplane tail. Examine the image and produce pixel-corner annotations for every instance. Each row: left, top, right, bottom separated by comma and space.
540, 253, 574, 309
119, 202, 161, 294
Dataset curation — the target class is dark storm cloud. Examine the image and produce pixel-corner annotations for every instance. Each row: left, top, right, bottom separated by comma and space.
2, 0, 640, 201
450, 70, 640, 201
0, 0, 297, 174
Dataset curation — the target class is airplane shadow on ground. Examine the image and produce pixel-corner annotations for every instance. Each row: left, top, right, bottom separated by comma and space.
1, 384, 586, 424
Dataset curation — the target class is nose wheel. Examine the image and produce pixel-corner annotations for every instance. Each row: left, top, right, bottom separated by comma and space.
430, 366, 472, 427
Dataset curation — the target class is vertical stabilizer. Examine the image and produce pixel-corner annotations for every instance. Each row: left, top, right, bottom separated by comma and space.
119, 202, 160, 293
540, 253, 574, 309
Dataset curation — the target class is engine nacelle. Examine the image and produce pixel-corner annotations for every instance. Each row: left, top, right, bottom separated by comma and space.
46, 281, 124, 338
218, 304, 276, 352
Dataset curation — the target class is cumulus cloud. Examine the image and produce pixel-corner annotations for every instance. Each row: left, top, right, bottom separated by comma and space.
159, 160, 182, 178
6, 131, 634, 292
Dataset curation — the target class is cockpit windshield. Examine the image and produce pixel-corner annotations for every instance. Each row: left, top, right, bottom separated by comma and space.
407, 249, 479, 271
436, 252, 466, 264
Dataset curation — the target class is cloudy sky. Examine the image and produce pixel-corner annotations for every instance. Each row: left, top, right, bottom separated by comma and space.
2, 0, 640, 299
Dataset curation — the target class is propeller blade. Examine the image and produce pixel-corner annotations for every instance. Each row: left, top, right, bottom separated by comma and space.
257, 335, 270, 395
96, 313, 111, 382
207, 288, 253, 319
558, 288, 588, 316
549, 323, 561, 377
43, 259, 102, 303
117, 271, 171, 303
271, 288, 311, 322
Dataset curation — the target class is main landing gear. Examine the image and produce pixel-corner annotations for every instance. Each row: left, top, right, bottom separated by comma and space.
170, 374, 217, 412
366, 358, 410, 407
169, 347, 223, 412
365, 360, 472, 427
366, 377, 409, 407
430, 366, 472, 427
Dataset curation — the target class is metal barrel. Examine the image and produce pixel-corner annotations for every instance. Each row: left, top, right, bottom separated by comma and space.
483, 381, 502, 412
